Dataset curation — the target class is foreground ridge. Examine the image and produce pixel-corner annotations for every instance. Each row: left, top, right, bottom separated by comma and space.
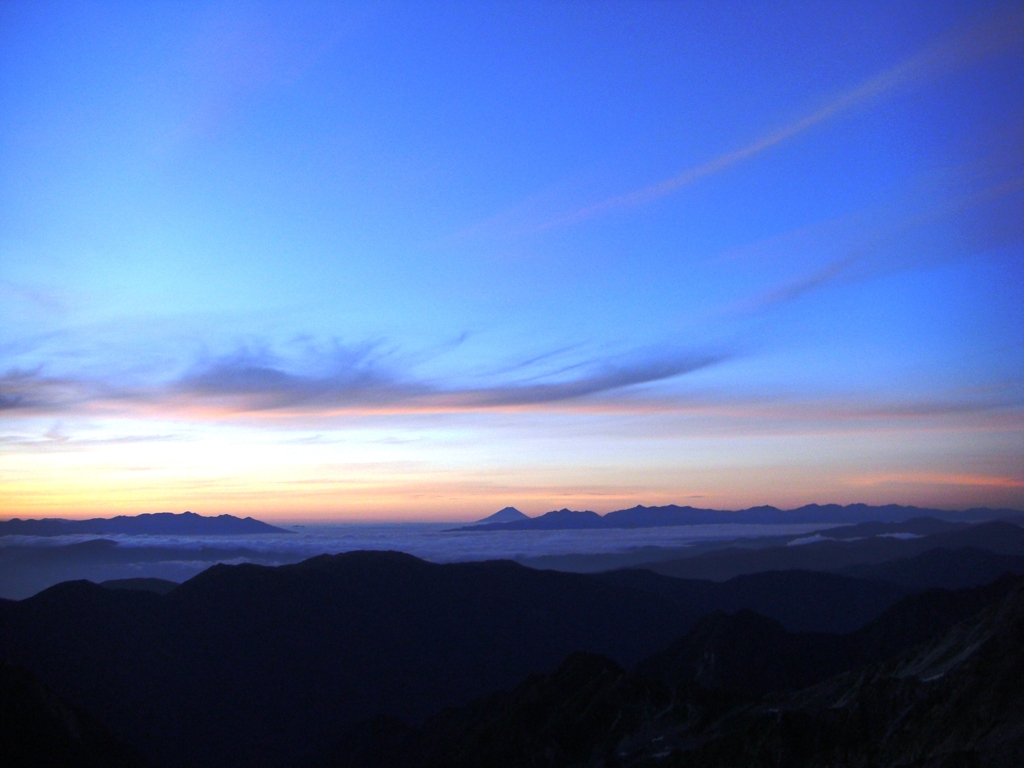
331, 576, 1024, 767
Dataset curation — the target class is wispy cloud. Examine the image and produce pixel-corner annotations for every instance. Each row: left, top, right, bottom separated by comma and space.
0, 369, 98, 413
485, 343, 591, 377
171, 346, 726, 413
7, 345, 1021, 433
740, 171, 1024, 313
530, 5, 1024, 232
165, 4, 359, 147
849, 472, 1024, 489
173, 344, 428, 410
0, 431, 178, 450
433, 353, 725, 408
0, 343, 730, 418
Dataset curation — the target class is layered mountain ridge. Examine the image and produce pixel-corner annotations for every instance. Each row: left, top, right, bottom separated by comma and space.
0, 511, 289, 537
461, 503, 1020, 530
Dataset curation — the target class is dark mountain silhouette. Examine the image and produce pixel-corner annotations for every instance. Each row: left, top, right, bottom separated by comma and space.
841, 546, 1024, 590
0, 661, 147, 768
637, 575, 1020, 697
0, 551, 906, 768
673, 578, 1024, 767
329, 576, 1024, 767
643, 519, 1024, 582
514, 545, 694, 574
0, 511, 289, 536
596, 567, 906, 633
461, 503, 1016, 530
326, 652, 666, 768
100, 577, 180, 595
638, 609, 842, 697
470, 507, 530, 524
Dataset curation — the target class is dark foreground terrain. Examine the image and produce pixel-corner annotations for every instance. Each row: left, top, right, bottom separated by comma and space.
2, 518, 1024, 767
334, 576, 1024, 768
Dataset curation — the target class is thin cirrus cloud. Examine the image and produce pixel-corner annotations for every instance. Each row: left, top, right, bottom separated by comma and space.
5, 348, 1018, 426
428, 354, 726, 409
529, 5, 1024, 233
172, 347, 728, 412
850, 473, 1024, 489
736, 170, 1024, 315
0, 345, 730, 417
0, 369, 100, 414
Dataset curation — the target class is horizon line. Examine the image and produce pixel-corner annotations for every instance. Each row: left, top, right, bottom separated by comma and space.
4, 500, 1022, 526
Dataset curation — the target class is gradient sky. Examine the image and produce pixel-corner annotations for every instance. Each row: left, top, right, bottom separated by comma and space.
1, 0, 1022, 521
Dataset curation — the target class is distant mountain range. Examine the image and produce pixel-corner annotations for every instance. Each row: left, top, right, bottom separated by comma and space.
0, 511, 289, 537
460, 502, 1021, 530
473, 506, 530, 524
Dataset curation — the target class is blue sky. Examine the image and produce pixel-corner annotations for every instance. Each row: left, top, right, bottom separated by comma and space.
1, 1, 1022, 519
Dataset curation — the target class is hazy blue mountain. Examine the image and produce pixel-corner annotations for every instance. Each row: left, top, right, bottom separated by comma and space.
818, 516, 966, 538
643, 520, 1024, 582
511, 517, 971, 574
0, 511, 289, 537
460, 503, 1017, 530
470, 507, 529, 524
